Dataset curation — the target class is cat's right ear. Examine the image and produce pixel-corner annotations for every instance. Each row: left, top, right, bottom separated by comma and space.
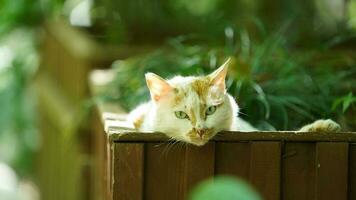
145, 73, 172, 101
208, 58, 230, 91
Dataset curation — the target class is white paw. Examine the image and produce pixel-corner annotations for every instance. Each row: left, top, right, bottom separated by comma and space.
299, 119, 341, 132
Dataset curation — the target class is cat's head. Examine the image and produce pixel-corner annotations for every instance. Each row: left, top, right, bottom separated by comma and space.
145, 59, 238, 146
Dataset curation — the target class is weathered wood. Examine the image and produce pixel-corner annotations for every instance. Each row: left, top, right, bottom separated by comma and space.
107, 139, 113, 200
184, 143, 215, 198
215, 142, 251, 180
145, 143, 186, 200
249, 142, 281, 200
112, 143, 144, 200
282, 143, 316, 200
349, 144, 356, 200
108, 131, 356, 143
38, 19, 154, 200
91, 108, 109, 200
98, 106, 356, 200
316, 142, 349, 200
45, 20, 156, 61
36, 75, 84, 200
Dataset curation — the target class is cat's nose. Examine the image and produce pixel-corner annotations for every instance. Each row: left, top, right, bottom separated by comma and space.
196, 129, 207, 138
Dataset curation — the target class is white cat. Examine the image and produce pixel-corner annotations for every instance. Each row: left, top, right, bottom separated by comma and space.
128, 59, 341, 146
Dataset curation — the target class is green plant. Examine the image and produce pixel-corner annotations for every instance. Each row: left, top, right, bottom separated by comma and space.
0, 0, 64, 176
189, 176, 261, 200
104, 25, 356, 131
333, 92, 356, 113
0, 30, 39, 176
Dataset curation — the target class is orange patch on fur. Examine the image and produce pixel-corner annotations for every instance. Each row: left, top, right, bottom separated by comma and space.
191, 78, 210, 98
189, 108, 197, 126
133, 115, 144, 129
200, 103, 207, 120
191, 78, 211, 120
173, 89, 185, 106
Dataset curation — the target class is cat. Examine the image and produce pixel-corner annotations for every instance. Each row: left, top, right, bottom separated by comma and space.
127, 59, 341, 146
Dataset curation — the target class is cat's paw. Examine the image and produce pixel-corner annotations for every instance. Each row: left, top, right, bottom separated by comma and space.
299, 119, 341, 132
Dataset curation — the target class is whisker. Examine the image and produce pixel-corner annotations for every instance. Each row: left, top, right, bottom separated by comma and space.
161, 139, 175, 157
162, 137, 181, 156
167, 141, 176, 153
179, 141, 186, 150
177, 142, 182, 150
174, 140, 182, 150
155, 142, 166, 148
160, 143, 168, 157
238, 110, 248, 117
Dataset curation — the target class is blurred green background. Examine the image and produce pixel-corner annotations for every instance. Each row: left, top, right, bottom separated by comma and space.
0, 0, 355, 199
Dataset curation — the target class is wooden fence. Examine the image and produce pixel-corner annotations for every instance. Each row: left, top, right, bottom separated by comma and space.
89, 69, 356, 200
93, 108, 356, 200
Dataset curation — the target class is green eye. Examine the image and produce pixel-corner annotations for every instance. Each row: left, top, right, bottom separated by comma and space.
175, 111, 189, 119
206, 106, 217, 115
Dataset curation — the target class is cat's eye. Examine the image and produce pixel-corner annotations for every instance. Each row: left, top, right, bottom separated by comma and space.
175, 111, 189, 119
206, 106, 217, 115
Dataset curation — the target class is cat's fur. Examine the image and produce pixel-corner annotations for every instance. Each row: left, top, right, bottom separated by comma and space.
128, 59, 341, 146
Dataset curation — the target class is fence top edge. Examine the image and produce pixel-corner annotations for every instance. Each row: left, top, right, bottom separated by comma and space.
107, 131, 356, 143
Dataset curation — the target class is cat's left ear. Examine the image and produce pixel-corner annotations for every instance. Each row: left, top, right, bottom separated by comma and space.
208, 58, 230, 91
145, 72, 173, 101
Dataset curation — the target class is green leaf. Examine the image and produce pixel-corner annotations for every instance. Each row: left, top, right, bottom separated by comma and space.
189, 176, 262, 200
332, 92, 356, 113
342, 92, 356, 113
252, 82, 270, 119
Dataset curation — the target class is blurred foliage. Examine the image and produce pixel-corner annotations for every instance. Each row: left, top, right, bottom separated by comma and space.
189, 176, 261, 200
0, 0, 42, 35
104, 24, 356, 131
0, 0, 65, 176
93, 0, 356, 130
0, 0, 67, 36
0, 30, 39, 176
349, 0, 356, 29
92, 0, 355, 46
333, 92, 356, 113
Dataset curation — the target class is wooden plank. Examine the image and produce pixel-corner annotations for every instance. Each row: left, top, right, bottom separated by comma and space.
107, 141, 113, 200
145, 143, 186, 200
112, 143, 144, 200
184, 143, 215, 198
215, 142, 251, 180
109, 131, 356, 143
349, 144, 356, 200
91, 108, 110, 200
46, 20, 155, 61
316, 142, 348, 200
282, 143, 316, 200
249, 142, 281, 200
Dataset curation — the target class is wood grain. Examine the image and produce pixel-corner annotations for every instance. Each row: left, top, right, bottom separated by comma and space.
215, 142, 251, 180
184, 143, 215, 198
316, 142, 348, 200
109, 131, 356, 143
112, 143, 144, 200
282, 143, 316, 200
250, 142, 281, 200
349, 144, 356, 200
145, 143, 186, 200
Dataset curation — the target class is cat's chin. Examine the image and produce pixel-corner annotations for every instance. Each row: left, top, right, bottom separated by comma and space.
186, 139, 209, 146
